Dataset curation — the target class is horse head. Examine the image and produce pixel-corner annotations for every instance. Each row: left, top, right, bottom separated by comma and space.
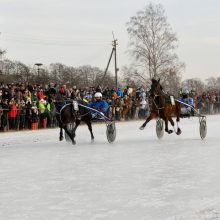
149, 78, 162, 97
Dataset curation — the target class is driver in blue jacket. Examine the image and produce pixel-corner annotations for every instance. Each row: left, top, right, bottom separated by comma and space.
179, 89, 194, 116
88, 92, 109, 118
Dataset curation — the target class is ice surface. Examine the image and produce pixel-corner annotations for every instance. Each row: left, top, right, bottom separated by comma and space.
1, 115, 220, 220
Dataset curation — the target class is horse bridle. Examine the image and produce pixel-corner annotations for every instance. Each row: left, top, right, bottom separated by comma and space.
150, 83, 165, 111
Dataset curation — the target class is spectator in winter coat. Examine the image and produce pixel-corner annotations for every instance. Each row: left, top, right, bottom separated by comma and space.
102, 87, 112, 99
8, 98, 18, 130
0, 99, 9, 131
114, 98, 122, 121
25, 99, 32, 129
116, 88, 123, 98
2, 89, 11, 101
139, 98, 147, 119
17, 100, 26, 130
31, 102, 39, 125
139, 88, 146, 99
111, 91, 118, 100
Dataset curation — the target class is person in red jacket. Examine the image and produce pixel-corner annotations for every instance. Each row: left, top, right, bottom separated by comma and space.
8, 98, 18, 130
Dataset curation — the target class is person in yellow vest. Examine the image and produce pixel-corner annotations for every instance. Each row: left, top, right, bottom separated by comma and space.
38, 98, 47, 128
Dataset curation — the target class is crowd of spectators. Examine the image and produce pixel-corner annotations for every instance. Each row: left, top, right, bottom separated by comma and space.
0, 82, 220, 132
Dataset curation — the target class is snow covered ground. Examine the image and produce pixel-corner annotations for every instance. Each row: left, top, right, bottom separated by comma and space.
1, 115, 220, 220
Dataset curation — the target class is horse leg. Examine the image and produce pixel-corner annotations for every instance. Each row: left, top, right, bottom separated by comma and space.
56, 115, 64, 141
59, 127, 64, 141
64, 125, 76, 145
85, 118, 94, 141
175, 113, 182, 135
175, 119, 182, 135
170, 116, 182, 135
164, 117, 173, 134
73, 120, 80, 134
175, 103, 182, 135
167, 116, 181, 135
70, 120, 81, 143
139, 112, 157, 130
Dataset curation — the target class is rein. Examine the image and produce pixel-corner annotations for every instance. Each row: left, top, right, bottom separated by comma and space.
152, 94, 165, 111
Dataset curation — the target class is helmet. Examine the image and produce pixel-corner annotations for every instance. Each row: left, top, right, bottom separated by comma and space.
182, 88, 189, 95
94, 92, 102, 98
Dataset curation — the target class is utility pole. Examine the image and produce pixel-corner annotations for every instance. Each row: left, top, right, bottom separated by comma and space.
113, 39, 119, 88
99, 35, 119, 89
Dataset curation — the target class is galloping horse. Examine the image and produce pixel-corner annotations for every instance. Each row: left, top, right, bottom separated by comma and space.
140, 78, 182, 135
47, 88, 94, 144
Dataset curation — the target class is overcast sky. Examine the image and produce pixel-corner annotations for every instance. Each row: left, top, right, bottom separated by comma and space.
0, 0, 220, 81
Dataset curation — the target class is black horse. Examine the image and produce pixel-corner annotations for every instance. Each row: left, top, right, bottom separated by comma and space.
47, 88, 94, 145
140, 78, 182, 135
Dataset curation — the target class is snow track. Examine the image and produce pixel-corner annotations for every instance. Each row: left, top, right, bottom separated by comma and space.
1, 115, 220, 220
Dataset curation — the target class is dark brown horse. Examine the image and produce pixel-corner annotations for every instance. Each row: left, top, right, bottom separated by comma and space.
47, 88, 94, 145
140, 78, 182, 135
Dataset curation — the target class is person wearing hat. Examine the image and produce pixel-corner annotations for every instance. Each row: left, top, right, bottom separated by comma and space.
88, 92, 109, 118
179, 88, 194, 116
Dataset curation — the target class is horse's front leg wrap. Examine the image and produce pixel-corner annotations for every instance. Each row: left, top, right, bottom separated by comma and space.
176, 121, 181, 135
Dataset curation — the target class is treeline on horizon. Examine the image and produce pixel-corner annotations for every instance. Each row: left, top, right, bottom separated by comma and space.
1, 3, 220, 95
0, 58, 219, 96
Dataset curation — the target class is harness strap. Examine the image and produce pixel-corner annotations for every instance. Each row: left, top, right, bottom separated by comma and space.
152, 97, 164, 110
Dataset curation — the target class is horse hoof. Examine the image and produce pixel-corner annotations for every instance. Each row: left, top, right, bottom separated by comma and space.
177, 129, 182, 135
166, 130, 173, 134
59, 136, 64, 141
72, 140, 76, 145
139, 126, 145, 130
91, 138, 94, 143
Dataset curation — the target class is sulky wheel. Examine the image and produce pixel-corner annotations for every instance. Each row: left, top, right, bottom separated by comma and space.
156, 118, 164, 139
106, 121, 116, 143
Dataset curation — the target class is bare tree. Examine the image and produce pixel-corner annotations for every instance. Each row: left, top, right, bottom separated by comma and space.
76, 65, 114, 88
182, 78, 205, 95
126, 2, 184, 83
205, 77, 219, 90
49, 63, 70, 84
0, 49, 6, 75
120, 65, 148, 88
2, 59, 15, 76
15, 61, 31, 82
0, 49, 6, 57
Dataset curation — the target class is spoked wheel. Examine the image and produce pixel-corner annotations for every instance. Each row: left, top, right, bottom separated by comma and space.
199, 117, 207, 140
106, 120, 116, 143
156, 118, 164, 139
65, 123, 75, 142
